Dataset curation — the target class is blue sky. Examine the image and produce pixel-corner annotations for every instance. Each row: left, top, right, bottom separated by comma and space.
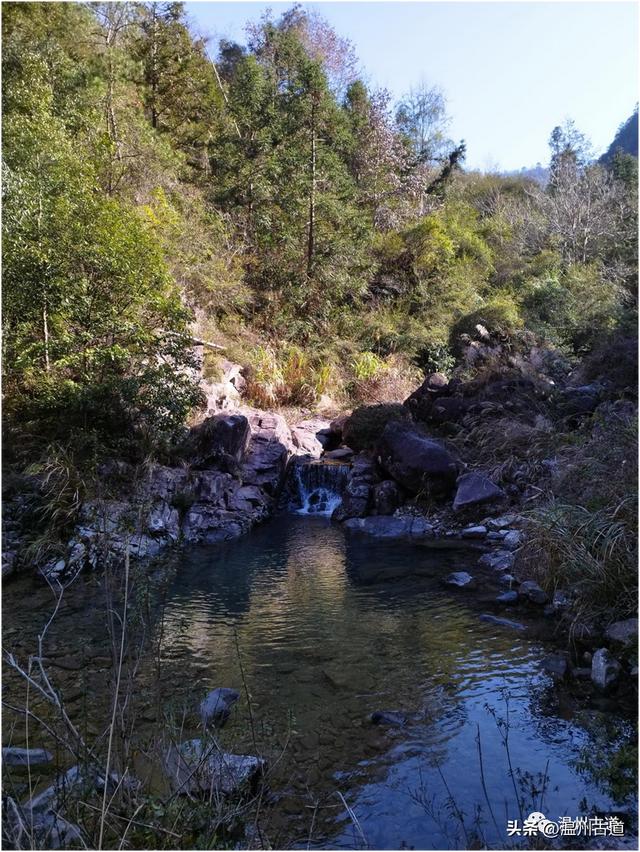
185, 1, 638, 171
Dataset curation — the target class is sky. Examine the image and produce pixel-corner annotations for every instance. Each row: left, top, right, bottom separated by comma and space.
185, 1, 638, 171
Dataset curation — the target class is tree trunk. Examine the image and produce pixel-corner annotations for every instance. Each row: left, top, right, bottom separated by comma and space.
307, 97, 317, 277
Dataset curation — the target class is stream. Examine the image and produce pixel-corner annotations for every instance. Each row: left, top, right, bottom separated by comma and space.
3, 503, 635, 849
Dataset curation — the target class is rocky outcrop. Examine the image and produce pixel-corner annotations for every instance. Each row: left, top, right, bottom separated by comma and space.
377, 422, 459, 496
331, 454, 379, 521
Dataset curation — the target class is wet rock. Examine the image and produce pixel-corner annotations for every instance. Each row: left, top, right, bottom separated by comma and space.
2, 747, 53, 767
164, 739, 264, 796
499, 573, 516, 586
323, 448, 354, 461
373, 480, 402, 516
370, 710, 407, 727
541, 654, 568, 679
496, 590, 518, 605
478, 550, 515, 572
591, 648, 621, 689
378, 422, 459, 496
461, 525, 487, 539
200, 688, 240, 727
519, 580, 548, 605
479, 614, 526, 631
445, 571, 474, 587
604, 618, 638, 646
502, 530, 524, 550
343, 515, 434, 540
453, 473, 506, 512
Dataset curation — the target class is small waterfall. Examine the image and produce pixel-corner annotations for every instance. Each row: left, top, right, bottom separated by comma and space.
291, 460, 350, 516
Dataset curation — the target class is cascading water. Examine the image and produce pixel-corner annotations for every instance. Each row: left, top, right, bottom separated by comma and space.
291, 460, 350, 515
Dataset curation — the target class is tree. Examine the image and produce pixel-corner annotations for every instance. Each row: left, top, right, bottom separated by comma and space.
396, 82, 452, 165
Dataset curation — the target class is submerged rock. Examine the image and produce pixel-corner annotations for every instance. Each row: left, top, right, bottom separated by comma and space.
200, 687, 240, 727
164, 739, 264, 796
445, 572, 474, 587
496, 590, 518, 605
370, 710, 407, 727
591, 648, 621, 690
343, 515, 434, 540
541, 654, 568, 679
479, 614, 526, 631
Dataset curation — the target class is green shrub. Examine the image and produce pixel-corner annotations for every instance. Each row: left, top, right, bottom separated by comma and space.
343, 403, 410, 452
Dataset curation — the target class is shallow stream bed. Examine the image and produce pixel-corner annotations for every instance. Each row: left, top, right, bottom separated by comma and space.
3, 514, 635, 849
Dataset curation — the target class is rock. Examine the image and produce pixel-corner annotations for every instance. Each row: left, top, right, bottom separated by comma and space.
485, 514, 520, 530
570, 667, 593, 680
453, 473, 506, 512
291, 419, 330, 459
332, 481, 372, 522
519, 580, 548, 605
479, 614, 526, 631
478, 550, 515, 572
240, 410, 294, 494
377, 422, 459, 496
461, 525, 487, 539
370, 710, 406, 727
147, 501, 180, 540
343, 515, 434, 540
502, 530, 524, 550
323, 448, 354, 461
188, 413, 251, 471
164, 739, 264, 796
552, 590, 571, 612
591, 648, 621, 689
499, 573, 516, 586
373, 480, 402, 516
541, 654, 568, 679
604, 618, 638, 646
445, 572, 474, 587
200, 687, 240, 727
2, 747, 53, 767
496, 590, 518, 604
199, 358, 245, 415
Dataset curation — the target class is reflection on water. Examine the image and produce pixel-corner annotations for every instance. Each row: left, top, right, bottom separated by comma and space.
156, 515, 616, 849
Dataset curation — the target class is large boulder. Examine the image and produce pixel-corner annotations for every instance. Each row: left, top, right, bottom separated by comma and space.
343, 404, 410, 453
591, 648, 621, 690
377, 422, 458, 495
188, 413, 251, 472
453, 472, 506, 512
290, 419, 330, 458
240, 411, 295, 494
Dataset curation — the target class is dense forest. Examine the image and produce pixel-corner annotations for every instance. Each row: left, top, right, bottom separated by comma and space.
3, 2, 637, 459
2, 4, 638, 849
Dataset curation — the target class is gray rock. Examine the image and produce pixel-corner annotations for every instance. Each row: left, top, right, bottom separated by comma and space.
344, 516, 410, 539
461, 525, 487, 539
164, 739, 264, 796
478, 550, 515, 572
332, 480, 372, 522
453, 473, 506, 512
323, 448, 354, 461
479, 614, 526, 631
200, 688, 240, 727
541, 654, 568, 679
445, 572, 474, 587
552, 590, 571, 612
189, 413, 251, 471
373, 480, 402, 516
519, 580, 548, 604
591, 648, 621, 689
496, 590, 518, 604
291, 419, 330, 459
502, 530, 524, 550
378, 422, 459, 496
604, 618, 638, 646
499, 573, 516, 586
370, 710, 407, 727
2, 747, 53, 767
147, 500, 180, 540
486, 514, 520, 530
